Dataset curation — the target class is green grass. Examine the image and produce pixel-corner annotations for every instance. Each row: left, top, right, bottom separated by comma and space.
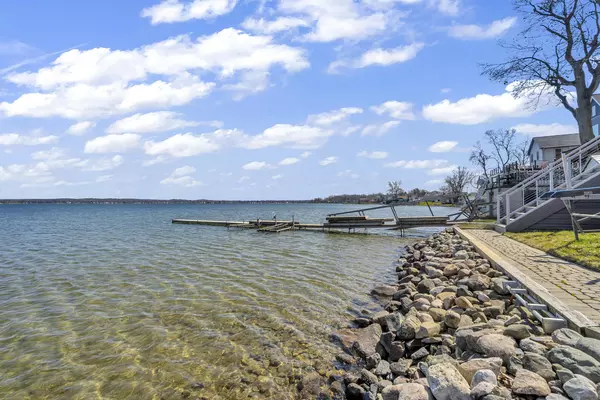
417, 201, 457, 207
505, 231, 600, 270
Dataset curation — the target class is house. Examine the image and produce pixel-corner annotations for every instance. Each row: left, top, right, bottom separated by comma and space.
592, 94, 600, 136
527, 133, 581, 165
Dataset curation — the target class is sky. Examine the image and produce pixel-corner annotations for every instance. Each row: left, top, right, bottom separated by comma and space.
0, 0, 581, 200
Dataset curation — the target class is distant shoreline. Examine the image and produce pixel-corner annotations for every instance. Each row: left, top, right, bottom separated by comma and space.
0, 199, 443, 206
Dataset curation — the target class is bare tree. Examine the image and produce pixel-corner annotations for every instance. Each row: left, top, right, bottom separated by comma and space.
444, 167, 476, 202
387, 181, 404, 198
513, 138, 531, 165
469, 141, 493, 182
484, 128, 518, 169
482, 0, 600, 143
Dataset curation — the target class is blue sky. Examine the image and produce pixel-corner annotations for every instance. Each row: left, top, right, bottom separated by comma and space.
0, 0, 579, 200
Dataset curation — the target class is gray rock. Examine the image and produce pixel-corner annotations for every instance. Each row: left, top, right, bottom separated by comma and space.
547, 345, 600, 383
443, 264, 460, 277
557, 368, 576, 385
476, 334, 517, 364
490, 278, 509, 295
545, 394, 571, 400
472, 369, 498, 388
381, 383, 429, 400
504, 324, 530, 340
576, 337, 600, 363
375, 360, 391, 376
372, 285, 397, 297
467, 274, 491, 291
427, 362, 470, 400
552, 328, 584, 347
397, 315, 421, 341
354, 324, 383, 358
346, 382, 366, 399
519, 338, 547, 355
361, 369, 378, 386
380, 332, 394, 354
445, 310, 461, 329
417, 279, 435, 294
383, 312, 404, 333
523, 352, 556, 381
415, 322, 441, 339
455, 297, 474, 310
411, 347, 429, 360
389, 342, 405, 362
454, 250, 469, 260
425, 266, 443, 278
511, 369, 551, 397
366, 353, 381, 369
390, 359, 412, 376
458, 357, 503, 383
563, 376, 598, 400
471, 382, 495, 399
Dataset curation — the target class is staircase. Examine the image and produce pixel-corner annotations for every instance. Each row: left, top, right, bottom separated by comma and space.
497, 134, 600, 232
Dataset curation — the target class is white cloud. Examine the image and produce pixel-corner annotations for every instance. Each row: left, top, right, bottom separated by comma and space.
243, 124, 333, 150
107, 111, 209, 134
143, 130, 233, 158
511, 123, 578, 137
142, 0, 237, 24
361, 121, 400, 136
433, 0, 460, 15
319, 156, 338, 166
242, 17, 310, 34
242, 161, 274, 170
300, 151, 312, 158
428, 165, 457, 175
306, 107, 363, 126
96, 175, 112, 182
2, 29, 308, 119
67, 121, 96, 135
329, 43, 424, 72
0, 133, 58, 146
279, 157, 300, 165
31, 147, 66, 160
142, 155, 169, 166
441, 88, 452, 93
385, 159, 448, 168
161, 175, 203, 187
238, 175, 250, 183
422, 83, 555, 125
272, 174, 284, 180
357, 150, 389, 159
371, 101, 415, 120
337, 169, 360, 179
84, 133, 141, 153
428, 141, 458, 152
449, 17, 517, 40
172, 166, 196, 176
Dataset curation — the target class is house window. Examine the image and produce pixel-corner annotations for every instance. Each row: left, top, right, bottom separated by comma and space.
594, 124, 599, 137
537, 151, 541, 160
555, 148, 562, 160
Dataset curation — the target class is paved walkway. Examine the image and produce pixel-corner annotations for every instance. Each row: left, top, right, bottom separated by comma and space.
469, 229, 600, 323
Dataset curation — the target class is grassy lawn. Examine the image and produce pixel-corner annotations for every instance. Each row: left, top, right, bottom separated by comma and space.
505, 231, 600, 270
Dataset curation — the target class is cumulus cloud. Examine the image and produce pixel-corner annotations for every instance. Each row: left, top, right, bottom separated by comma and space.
172, 165, 196, 176
0, 133, 58, 146
306, 107, 363, 126
279, 157, 300, 165
319, 156, 338, 166
67, 121, 96, 135
243, 124, 333, 150
242, 161, 274, 170
300, 151, 312, 158
428, 141, 458, 152
329, 43, 424, 73
1, 29, 308, 119
361, 121, 400, 136
422, 83, 557, 125
84, 133, 141, 153
107, 111, 213, 134
371, 101, 415, 120
357, 150, 389, 159
433, 0, 460, 15
142, 0, 237, 24
242, 17, 310, 34
143, 132, 221, 158
385, 159, 448, 168
31, 147, 66, 160
448, 17, 517, 40
511, 123, 578, 137
428, 165, 457, 175
160, 175, 203, 187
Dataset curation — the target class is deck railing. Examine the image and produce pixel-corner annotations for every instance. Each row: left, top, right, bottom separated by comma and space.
497, 135, 600, 224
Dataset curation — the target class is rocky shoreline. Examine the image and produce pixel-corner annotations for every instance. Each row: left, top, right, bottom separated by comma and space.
298, 228, 600, 399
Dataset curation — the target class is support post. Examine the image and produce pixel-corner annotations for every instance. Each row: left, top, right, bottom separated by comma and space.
425, 201, 434, 216
496, 193, 501, 224
562, 154, 572, 189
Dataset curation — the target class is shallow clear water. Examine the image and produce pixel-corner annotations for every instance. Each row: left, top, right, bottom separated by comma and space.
0, 203, 457, 399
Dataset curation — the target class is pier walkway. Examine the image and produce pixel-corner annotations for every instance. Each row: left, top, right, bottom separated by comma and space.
463, 229, 600, 323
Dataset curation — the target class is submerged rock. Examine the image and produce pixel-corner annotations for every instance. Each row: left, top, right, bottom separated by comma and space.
353, 324, 382, 358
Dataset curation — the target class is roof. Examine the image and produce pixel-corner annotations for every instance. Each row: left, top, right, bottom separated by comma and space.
527, 133, 581, 155
593, 94, 600, 105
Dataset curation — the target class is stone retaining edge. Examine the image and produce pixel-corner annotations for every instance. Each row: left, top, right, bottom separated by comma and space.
454, 226, 600, 338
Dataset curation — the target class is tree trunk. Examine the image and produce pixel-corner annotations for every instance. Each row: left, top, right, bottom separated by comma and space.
576, 100, 595, 143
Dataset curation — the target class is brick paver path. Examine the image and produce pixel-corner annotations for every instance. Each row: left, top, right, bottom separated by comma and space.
470, 229, 600, 323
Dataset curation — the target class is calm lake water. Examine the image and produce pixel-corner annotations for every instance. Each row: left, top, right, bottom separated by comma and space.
0, 203, 457, 399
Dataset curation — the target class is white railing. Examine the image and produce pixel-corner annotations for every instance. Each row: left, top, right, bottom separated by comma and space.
497, 135, 600, 224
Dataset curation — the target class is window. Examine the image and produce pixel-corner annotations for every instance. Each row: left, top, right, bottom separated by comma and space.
537, 151, 541, 160
555, 148, 562, 160
594, 124, 599, 137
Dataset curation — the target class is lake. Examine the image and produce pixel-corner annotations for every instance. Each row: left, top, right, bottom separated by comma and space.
0, 203, 458, 399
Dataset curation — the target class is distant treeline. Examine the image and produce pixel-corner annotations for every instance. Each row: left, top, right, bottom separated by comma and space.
0, 198, 316, 205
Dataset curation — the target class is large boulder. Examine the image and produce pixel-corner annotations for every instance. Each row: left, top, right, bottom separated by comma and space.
427, 363, 470, 400
476, 334, 517, 364
458, 357, 503, 383
563, 376, 598, 400
467, 274, 491, 291
353, 324, 383, 358
397, 315, 421, 341
511, 369, 551, 397
381, 383, 430, 400
372, 285, 397, 297
576, 337, 600, 363
523, 352, 556, 381
547, 345, 600, 383
552, 328, 584, 347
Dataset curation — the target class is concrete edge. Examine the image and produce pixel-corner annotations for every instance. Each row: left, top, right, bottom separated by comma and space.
453, 226, 600, 337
